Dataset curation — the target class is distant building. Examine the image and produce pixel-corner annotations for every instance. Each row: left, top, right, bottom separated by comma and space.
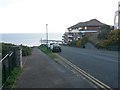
63, 19, 110, 44
114, 1, 120, 29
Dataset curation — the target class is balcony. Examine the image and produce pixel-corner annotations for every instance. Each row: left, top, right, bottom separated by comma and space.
68, 35, 73, 38
68, 39, 72, 42
78, 36, 81, 39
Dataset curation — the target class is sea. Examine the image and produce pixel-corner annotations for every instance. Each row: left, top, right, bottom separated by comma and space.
0, 33, 63, 47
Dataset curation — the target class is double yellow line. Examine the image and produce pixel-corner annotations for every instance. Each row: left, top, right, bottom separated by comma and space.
55, 53, 113, 90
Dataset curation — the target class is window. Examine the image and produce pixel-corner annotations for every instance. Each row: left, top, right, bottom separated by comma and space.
79, 27, 82, 30
85, 27, 87, 30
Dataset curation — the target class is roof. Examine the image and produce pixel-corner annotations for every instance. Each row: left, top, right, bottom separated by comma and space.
68, 19, 108, 30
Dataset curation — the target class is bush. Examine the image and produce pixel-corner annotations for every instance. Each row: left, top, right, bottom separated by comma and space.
3, 68, 22, 89
76, 40, 81, 47
70, 40, 78, 47
96, 29, 120, 51
1, 43, 16, 58
69, 36, 88, 48
96, 40, 111, 49
1, 43, 32, 58
81, 36, 88, 46
107, 29, 120, 43
21, 45, 32, 56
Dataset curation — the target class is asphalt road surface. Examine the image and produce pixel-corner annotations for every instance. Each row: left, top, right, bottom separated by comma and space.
58, 46, 119, 88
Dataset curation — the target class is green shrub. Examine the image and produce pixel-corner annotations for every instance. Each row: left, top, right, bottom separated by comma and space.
76, 40, 81, 47
69, 36, 88, 48
39, 46, 57, 59
1, 43, 32, 58
70, 40, 77, 47
3, 68, 22, 89
96, 29, 120, 51
21, 45, 32, 56
81, 36, 88, 46
1, 43, 16, 58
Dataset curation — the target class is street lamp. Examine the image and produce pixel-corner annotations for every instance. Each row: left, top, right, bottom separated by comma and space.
46, 24, 48, 47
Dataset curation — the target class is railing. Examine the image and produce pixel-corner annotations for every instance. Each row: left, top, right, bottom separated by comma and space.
0, 51, 16, 88
0, 46, 22, 89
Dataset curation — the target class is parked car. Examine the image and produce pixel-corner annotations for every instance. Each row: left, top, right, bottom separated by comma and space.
47, 43, 51, 49
63, 42, 68, 46
50, 43, 61, 52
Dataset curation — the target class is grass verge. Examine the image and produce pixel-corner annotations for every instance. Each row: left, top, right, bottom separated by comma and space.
39, 46, 58, 62
2, 68, 22, 89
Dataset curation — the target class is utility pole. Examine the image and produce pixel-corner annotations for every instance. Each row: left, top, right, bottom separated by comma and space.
46, 24, 48, 47
41, 38, 42, 44
114, 1, 120, 29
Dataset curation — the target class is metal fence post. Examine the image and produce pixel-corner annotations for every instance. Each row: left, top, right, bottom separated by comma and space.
11, 46, 23, 69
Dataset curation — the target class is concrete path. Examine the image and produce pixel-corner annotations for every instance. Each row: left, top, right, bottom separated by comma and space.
13, 48, 94, 88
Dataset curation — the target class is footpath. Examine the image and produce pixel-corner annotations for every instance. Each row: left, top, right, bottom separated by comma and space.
13, 48, 94, 88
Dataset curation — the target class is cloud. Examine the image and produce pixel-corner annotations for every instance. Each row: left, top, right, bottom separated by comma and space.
0, 0, 119, 33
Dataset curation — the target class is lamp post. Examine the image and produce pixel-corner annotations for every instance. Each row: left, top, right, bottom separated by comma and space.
46, 24, 48, 47
114, 1, 120, 29
118, 1, 120, 29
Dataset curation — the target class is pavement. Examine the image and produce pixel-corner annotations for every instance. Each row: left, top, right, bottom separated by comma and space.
13, 48, 94, 88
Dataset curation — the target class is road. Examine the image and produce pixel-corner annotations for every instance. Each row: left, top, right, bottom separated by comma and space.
58, 46, 119, 88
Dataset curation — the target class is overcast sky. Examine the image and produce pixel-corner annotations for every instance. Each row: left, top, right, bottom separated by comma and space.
0, 0, 119, 33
